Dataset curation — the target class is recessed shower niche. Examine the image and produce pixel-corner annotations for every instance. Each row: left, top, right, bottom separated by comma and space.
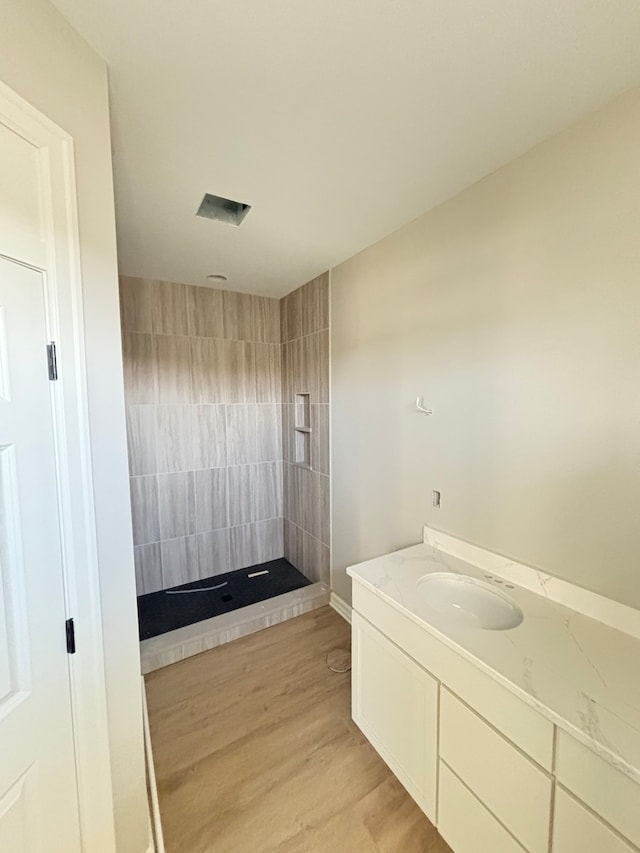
294, 393, 311, 468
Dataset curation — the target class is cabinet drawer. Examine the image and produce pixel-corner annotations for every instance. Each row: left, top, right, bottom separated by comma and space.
440, 688, 551, 853
556, 731, 640, 848
351, 612, 439, 821
438, 762, 525, 853
352, 581, 553, 768
552, 787, 636, 853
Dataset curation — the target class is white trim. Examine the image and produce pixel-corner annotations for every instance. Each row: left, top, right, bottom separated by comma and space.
423, 526, 640, 640
330, 591, 352, 624
0, 80, 116, 849
327, 267, 334, 597
142, 678, 164, 853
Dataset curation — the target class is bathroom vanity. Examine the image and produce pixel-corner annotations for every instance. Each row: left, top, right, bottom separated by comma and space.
347, 529, 640, 853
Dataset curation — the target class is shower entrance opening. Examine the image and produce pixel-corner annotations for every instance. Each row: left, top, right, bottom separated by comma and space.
137, 557, 310, 640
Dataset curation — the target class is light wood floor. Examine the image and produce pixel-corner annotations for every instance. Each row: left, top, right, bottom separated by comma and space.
145, 607, 452, 853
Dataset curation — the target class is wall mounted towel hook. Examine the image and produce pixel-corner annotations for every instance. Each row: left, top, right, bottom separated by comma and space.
416, 396, 433, 416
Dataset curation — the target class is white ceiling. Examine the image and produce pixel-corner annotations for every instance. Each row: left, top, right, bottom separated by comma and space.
53, 0, 640, 297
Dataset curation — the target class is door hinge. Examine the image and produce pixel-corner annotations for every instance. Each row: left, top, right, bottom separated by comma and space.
65, 618, 76, 654
47, 341, 58, 380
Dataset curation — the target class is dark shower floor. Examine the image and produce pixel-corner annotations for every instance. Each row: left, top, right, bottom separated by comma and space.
137, 558, 311, 640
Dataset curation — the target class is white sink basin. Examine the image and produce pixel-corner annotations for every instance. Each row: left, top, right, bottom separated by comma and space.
417, 573, 524, 631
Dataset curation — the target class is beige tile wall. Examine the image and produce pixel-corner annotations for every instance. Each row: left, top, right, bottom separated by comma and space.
281, 273, 331, 584
120, 276, 284, 594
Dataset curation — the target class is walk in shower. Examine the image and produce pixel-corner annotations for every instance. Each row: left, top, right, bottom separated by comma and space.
120, 273, 330, 644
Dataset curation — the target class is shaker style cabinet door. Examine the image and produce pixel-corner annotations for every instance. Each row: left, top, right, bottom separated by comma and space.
351, 612, 438, 822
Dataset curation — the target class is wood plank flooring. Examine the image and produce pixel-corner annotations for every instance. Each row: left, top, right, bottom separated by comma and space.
145, 607, 452, 853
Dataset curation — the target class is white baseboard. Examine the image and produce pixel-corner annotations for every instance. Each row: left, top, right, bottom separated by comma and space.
142, 677, 165, 853
330, 591, 352, 624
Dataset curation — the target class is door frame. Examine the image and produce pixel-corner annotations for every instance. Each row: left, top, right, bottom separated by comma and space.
0, 80, 117, 849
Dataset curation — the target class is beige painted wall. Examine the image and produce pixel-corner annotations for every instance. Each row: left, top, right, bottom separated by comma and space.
331, 88, 640, 610
0, 1, 148, 850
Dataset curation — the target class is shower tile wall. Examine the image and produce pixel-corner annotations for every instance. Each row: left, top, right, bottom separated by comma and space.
120, 277, 283, 594
281, 273, 331, 585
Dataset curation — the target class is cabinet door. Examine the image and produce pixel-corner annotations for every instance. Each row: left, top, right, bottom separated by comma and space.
556, 731, 640, 849
440, 688, 552, 853
438, 762, 524, 853
352, 612, 438, 821
553, 787, 635, 853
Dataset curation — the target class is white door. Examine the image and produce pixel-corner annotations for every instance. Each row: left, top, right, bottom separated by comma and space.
0, 111, 82, 849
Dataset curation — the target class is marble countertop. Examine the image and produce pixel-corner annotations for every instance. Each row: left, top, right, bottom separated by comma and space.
347, 539, 640, 783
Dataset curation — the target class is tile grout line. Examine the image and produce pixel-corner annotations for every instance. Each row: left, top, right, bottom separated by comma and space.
122, 329, 283, 346
121, 326, 328, 347
129, 460, 286, 479
134, 516, 286, 550
127, 402, 286, 407
281, 326, 330, 345
283, 518, 330, 550
282, 460, 330, 480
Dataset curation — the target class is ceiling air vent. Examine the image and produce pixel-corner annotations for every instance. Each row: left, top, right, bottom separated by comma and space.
196, 193, 251, 226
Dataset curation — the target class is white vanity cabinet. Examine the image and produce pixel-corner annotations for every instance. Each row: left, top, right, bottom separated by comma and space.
349, 578, 640, 853
351, 612, 439, 821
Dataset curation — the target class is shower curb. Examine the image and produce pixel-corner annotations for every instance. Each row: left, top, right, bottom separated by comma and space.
140, 582, 330, 673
